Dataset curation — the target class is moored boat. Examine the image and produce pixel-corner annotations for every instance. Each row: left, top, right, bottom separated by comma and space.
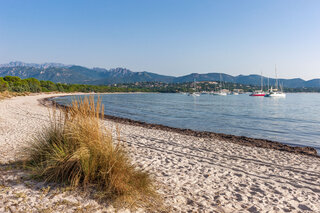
250, 91, 265, 96
189, 92, 201, 96
264, 91, 286, 97
264, 87, 286, 97
250, 72, 265, 96
217, 91, 228, 96
212, 74, 228, 96
231, 92, 239, 95
264, 65, 286, 98
188, 79, 201, 96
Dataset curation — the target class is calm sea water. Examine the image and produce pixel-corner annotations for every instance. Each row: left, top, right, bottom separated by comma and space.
54, 93, 320, 153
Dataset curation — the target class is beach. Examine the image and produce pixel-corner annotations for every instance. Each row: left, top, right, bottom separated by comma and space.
1, 94, 320, 212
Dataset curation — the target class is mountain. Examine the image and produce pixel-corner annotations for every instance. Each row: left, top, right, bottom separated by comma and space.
0, 66, 104, 84
0, 61, 69, 69
0, 64, 174, 84
91, 68, 175, 84
305, 79, 320, 87
0, 62, 319, 88
173, 73, 235, 83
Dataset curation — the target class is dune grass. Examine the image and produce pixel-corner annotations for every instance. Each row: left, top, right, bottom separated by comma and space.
0, 91, 30, 100
23, 96, 160, 209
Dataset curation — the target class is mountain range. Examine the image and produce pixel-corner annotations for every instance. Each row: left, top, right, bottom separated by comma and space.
1, 61, 319, 88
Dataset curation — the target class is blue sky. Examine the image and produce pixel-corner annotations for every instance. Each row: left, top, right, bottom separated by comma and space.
0, 0, 319, 80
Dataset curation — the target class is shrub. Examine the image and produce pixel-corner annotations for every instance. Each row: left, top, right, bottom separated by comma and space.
25, 78, 42, 93
4, 76, 21, 83
11, 80, 29, 92
40, 80, 57, 91
0, 77, 8, 92
24, 96, 159, 209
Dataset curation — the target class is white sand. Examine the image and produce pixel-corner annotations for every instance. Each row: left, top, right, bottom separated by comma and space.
1, 94, 320, 212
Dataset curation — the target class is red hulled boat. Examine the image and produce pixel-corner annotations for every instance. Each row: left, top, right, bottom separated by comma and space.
250, 91, 266, 96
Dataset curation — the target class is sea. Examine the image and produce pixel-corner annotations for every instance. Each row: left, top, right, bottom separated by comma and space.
54, 93, 320, 153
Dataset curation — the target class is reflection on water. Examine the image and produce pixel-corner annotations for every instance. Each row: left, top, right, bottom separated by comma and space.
55, 93, 320, 153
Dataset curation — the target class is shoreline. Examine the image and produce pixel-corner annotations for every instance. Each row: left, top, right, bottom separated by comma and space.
41, 94, 319, 158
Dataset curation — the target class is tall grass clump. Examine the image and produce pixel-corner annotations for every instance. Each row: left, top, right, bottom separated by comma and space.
0, 91, 30, 100
0, 91, 11, 100
24, 96, 159, 208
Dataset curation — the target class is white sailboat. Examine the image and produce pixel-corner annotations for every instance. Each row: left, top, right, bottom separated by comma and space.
265, 65, 286, 97
250, 72, 266, 96
188, 79, 201, 96
212, 74, 228, 96
217, 91, 228, 96
191, 93, 201, 97
231, 91, 239, 95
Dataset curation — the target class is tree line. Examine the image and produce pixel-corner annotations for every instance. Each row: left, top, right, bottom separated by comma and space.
1, 75, 319, 94
0, 76, 153, 93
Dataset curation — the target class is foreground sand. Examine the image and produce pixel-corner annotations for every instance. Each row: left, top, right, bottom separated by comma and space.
0, 94, 320, 212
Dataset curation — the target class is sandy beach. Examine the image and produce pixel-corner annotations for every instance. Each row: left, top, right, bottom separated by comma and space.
1, 94, 320, 212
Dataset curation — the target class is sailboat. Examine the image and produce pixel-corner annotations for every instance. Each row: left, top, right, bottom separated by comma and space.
250, 73, 265, 96
231, 91, 239, 95
265, 65, 286, 97
190, 92, 201, 97
188, 79, 201, 96
212, 74, 227, 96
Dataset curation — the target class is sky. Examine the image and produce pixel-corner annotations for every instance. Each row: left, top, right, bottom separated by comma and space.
0, 0, 319, 80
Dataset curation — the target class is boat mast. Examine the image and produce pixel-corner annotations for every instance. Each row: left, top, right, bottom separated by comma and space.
275, 64, 278, 90
260, 72, 263, 91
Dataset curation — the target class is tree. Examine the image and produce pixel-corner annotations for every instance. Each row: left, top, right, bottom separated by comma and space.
3, 76, 21, 83
0, 77, 9, 92
40, 80, 57, 91
3, 76, 26, 92
25, 78, 41, 92
12, 80, 29, 92
56, 83, 65, 92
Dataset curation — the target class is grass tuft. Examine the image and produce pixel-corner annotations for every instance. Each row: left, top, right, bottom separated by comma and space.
0, 91, 30, 100
23, 96, 160, 209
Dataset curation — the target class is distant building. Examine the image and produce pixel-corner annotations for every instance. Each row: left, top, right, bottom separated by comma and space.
208, 81, 218, 84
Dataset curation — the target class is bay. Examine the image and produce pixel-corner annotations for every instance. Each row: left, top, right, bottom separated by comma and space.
54, 93, 320, 153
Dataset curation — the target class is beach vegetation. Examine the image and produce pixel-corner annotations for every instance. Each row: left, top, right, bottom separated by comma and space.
0, 75, 155, 94
23, 96, 160, 209
40, 80, 58, 92
0, 90, 30, 100
0, 77, 8, 92
25, 78, 42, 92
1, 75, 320, 95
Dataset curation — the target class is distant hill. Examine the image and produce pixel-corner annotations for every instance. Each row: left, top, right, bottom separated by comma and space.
90, 68, 175, 84
0, 61, 319, 88
0, 61, 69, 69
